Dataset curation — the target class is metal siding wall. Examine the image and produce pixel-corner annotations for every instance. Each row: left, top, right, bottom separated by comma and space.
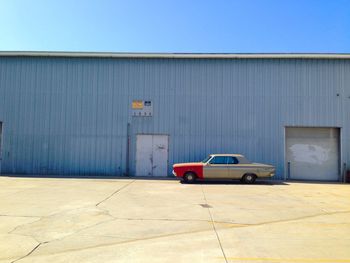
0, 57, 349, 179
0, 57, 129, 175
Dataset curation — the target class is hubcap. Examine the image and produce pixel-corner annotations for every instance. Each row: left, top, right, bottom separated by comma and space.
246, 175, 252, 181
187, 175, 193, 180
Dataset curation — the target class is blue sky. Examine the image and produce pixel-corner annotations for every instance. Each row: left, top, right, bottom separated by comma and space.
0, 0, 349, 53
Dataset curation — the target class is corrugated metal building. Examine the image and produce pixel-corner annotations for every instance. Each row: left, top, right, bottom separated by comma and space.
0, 52, 349, 181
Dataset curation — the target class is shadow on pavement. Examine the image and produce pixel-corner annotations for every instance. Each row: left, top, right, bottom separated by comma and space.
2, 175, 341, 186
0, 174, 177, 181
1, 174, 286, 185
0, 174, 342, 185
182, 179, 289, 186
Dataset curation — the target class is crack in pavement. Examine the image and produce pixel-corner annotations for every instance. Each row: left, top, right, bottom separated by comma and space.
6, 209, 350, 261
8, 207, 350, 261
10, 242, 44, 263
4, 180, 133, 261
5, 210, 115, 262
5, 217, 117, 262
6, 204, 105, 233
7, 184, 131, 237
10, 208, 115, 241
6, 204, 115, 237
95, 180, 135, 207
5, 182, 135, 262
18, 213, 258, 259
201, 184, 228, 263
3, 179, 349, 262
14, 224, 220, 258
8, 208, 349, 262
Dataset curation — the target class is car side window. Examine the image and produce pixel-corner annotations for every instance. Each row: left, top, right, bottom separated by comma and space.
227, 157, 239, 164
209, 156, 228, 164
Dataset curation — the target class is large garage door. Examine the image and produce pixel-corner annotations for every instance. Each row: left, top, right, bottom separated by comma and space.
285, 127, 340, 181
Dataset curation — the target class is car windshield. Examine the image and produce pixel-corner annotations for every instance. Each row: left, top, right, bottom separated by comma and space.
201, 156, 212, 163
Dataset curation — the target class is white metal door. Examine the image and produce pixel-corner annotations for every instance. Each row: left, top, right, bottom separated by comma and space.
136, 135, 153, 176
136, 134, 168, 176
285, 127, 339, 181
152, 135, 168, 176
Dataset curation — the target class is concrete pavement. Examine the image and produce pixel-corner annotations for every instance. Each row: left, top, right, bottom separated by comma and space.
0, 176, 349, 263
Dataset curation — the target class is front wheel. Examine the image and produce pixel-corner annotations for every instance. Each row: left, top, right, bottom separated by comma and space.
241, 174, 257, 184
183, 172, 197, 184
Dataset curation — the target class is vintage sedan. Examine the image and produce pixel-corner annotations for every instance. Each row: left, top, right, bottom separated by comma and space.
173, 154, 275, 184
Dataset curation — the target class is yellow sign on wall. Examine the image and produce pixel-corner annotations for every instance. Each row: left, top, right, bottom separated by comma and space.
132, 100, 153, 117
132, 100, 144, 109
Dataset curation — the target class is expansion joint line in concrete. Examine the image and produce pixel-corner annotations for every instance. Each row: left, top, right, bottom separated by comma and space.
96, 180, 135, 206
0, 214, 41, 218
201, 185, 228, 263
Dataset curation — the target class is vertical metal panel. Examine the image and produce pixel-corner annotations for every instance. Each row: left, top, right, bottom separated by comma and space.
0, 56, 349, 179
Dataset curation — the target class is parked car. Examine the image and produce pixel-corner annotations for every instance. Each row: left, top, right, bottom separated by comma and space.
172, 154, 275, 184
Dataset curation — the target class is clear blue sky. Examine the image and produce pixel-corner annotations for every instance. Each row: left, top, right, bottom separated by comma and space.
0, 0, 349, 53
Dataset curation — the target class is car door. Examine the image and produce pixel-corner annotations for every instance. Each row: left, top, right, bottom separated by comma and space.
227, 156, 242, 179
204, 156, 229, 179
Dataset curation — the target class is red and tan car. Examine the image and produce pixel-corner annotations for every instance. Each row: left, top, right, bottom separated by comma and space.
173, 154, 275, 184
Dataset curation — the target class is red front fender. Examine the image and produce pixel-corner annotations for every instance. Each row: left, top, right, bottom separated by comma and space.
173, 163, 204, 179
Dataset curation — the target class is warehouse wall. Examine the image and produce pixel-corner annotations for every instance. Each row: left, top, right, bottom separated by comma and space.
0, 56, 349, 179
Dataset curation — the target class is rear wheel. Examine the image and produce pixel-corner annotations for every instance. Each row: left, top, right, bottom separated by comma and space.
183, 172, 197, 184
241, 174, 257, 184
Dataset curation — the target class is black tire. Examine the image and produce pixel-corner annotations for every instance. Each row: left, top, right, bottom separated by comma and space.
241, 174, 257, 184
183, 172, 197, 184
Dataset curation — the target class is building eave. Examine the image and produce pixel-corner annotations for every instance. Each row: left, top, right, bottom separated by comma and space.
1, 51, 350, 59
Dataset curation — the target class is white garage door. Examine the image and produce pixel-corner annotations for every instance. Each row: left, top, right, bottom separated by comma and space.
285, 127, 340, 181
136, 134, 168, 176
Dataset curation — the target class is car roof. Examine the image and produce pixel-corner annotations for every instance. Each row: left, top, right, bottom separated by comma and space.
209, 154, 244, 157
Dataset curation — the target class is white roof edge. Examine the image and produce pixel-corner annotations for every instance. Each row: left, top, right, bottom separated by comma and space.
210, 154, 244, 156
1, 51, 350, 59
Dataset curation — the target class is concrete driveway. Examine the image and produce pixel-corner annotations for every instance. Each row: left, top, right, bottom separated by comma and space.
0, 176, 349, 263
